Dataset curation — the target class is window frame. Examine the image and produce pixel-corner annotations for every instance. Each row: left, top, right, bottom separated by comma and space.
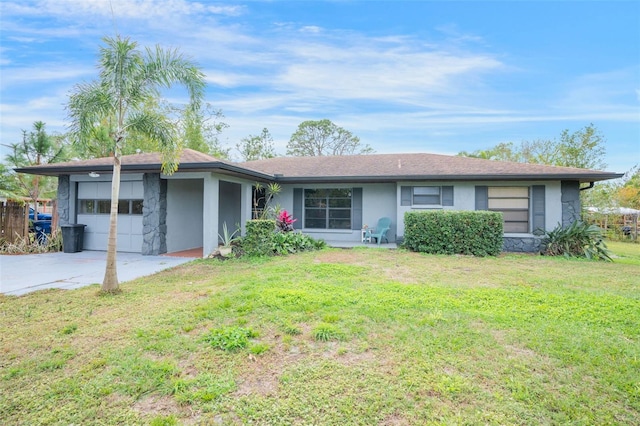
412, 186, 442, 206
77, 199, 144, 216
303, 188, 353, 230
487, 186, 530, 233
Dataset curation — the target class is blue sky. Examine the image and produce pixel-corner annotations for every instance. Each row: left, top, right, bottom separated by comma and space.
1, 0, 638, 173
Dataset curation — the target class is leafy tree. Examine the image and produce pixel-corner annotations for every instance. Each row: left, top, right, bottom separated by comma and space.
459, 124, 607, 170
617, 166, 640, 209
555, 124, 607, 170
0, 163, 21, 200
180, 103, 230, 158
5, 121, 69, 216
286, 119, 373, 156
237, 128, 276, 161
458, 142, 520, 162
67, 35, 205, 293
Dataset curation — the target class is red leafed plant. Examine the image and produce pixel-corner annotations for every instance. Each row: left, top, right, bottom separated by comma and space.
277, 210, 297, 232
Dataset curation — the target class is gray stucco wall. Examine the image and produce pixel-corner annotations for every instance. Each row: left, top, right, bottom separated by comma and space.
142, 173, 167, 255
218, 180, 242, 240
57, 175, 71, 225
166, 179, 203, 253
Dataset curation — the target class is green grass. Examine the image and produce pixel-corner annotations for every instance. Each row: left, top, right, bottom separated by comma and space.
1, 243, 639, 424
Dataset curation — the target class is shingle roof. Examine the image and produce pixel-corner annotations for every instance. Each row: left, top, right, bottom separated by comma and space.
16, 149, 623, 183
240, 153, 622, 183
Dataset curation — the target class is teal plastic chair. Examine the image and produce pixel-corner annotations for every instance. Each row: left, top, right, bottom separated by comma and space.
365, 217, 392, 246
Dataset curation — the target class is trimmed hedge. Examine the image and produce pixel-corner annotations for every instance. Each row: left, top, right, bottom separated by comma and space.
243, 220, 276, 256
403, 210, 503, 256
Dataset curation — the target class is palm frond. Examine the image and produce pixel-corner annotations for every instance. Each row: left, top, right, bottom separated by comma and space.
142, 45, 206, 108
125, 111, 181, 174
67, 82, 115, 143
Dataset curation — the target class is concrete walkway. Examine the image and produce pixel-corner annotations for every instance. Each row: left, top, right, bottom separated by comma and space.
0, 251, 197, 296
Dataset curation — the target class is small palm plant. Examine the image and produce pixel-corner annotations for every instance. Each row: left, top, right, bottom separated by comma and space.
218, 222, 240, 256
542, 221, 612, 261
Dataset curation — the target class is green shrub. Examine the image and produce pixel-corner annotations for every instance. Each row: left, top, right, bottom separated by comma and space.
243, 220, 276, 256
203, 326, 257, 351
403, 210, 503, 256
542, 221, 612, 261
242, 219, 325, 257
271, 231, 326, 255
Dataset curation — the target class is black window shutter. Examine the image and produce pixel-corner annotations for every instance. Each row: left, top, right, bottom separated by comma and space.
352, 188, 363, 230
475, 186, 488, 210
531, 185, 545, 233
293, 188, 302, 229
401, 186, 412, 206
442, 186, 454, 206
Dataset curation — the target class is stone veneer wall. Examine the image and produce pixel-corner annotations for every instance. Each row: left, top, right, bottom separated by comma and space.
57, 175, 71, 225
561, 180, 581, 227
502, 236, 542, 253
142, 173, 167, 255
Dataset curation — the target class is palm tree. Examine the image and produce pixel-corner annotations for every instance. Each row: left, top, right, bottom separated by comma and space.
67, 35, 205, 293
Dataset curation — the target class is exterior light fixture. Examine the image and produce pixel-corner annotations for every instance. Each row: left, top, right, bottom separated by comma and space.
88, 172, 100, 178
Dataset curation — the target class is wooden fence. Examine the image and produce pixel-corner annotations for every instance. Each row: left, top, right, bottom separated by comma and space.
0, 200, 59, 244
0, 201, 29, 244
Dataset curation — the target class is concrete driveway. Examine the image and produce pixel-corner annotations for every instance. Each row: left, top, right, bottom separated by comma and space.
0, 251, 197, 296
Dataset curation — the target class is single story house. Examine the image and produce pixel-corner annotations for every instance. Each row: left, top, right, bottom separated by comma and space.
16, 149, 622, 255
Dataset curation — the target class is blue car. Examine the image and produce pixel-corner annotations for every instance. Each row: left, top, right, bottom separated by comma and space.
29, 208, 53, 243
29, 207, 52, 221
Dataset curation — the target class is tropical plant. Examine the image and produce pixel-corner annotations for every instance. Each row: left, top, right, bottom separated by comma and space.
276, 209, 296, 232
541, 221, 612, 261
218, 222, 240, 247
67, 35, 205, 293
271, 231, 325, 255
252, 182, 281, 219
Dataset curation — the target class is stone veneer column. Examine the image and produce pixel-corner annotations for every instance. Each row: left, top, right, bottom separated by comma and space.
561, 181, 580, 227
57, 175, 71, 225
142, 173, 167, 255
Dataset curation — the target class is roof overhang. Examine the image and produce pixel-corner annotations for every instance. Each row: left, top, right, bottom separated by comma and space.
271, 173, 624, 184
14, 161, 274, 182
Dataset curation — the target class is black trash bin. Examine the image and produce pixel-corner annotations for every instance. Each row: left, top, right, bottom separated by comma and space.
61, 224, 86, 253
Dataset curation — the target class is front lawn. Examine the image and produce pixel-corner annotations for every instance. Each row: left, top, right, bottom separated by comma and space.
1, 244, 639, 424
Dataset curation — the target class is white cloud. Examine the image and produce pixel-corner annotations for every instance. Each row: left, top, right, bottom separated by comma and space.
0, 64, 93, 88
1, 0, 244, 19
300, 25, 322, 34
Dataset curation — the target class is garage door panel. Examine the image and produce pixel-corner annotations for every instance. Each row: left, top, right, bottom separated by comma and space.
96, 182, 112, 198
78, 182, 98, 199
131, 181, 143, 198
77, 182, 144, 252
118, 217, 132, 233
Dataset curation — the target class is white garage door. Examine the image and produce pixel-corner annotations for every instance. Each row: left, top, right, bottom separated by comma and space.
77, 181, 144, 252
